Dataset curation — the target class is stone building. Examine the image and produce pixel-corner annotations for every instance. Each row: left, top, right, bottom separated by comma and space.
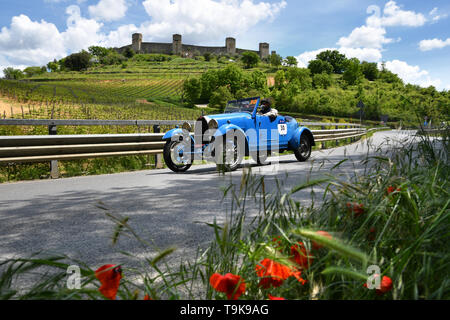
116, 34, 271, 59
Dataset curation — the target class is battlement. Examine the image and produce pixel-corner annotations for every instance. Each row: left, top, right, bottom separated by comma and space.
116, 34, 270, 59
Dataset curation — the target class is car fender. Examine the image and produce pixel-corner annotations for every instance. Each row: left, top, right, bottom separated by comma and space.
289, 127, 315, 149
213, 124, 246, 138
163, 128, 194, 143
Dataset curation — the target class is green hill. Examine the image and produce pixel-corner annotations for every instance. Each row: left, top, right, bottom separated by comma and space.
1, 49, 449, 127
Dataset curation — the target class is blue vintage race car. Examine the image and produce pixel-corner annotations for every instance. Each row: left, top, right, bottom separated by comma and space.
162, 97, 315, 173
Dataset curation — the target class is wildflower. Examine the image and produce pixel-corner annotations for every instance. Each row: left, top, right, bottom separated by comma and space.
209, 273, 246, 300
312, 231, 333, 251
386, 186, 401, 195
256, 259, 292, 289
376, 276, 393, 295
144, 294, 152, 300
346, 202, 365, 217
368, 227, 376, 241
291, 242, 314, 270
268, 294, 286, 300
364, 274, 393, 295
95, 264, 122, 300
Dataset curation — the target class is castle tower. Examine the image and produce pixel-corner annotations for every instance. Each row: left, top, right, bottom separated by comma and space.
259, 43, 270, 59
226, 37, 236, 55
132, 33, 142, 53
173, 34, 182, 55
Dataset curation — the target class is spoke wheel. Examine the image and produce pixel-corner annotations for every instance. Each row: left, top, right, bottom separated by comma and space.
163, 140, 193, 173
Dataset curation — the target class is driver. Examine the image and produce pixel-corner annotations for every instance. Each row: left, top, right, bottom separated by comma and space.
259, 99, 278, 120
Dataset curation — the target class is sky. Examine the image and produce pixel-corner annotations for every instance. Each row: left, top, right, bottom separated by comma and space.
0, 0, 449, 90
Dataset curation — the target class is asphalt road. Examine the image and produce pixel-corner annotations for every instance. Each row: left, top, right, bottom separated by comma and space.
0, 130, 413, 281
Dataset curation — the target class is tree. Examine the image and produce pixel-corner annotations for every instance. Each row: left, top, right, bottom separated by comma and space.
313, 73, 333, 89
2, 67, 24, 80
286, 67, 312, 91
209, 86, 233, 112
361, 61, 379, 81
343, 58, 363, 85
241, 51, 260, 69
183, 78, 202, 106
204, 52, 212, 62
270, 52, 283, 67
23, 66, 46, 77
123, 47, 135, 59
88, 46, 110, 58
308, 59, 333, 75
274, 70, 286, 89
47, 60, 59, 73
284, 56, 298, 67
64, 51, 92, 71
316, 50, 348, 74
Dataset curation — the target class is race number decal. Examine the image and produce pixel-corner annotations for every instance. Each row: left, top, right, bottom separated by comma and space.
278, 124, 288, 136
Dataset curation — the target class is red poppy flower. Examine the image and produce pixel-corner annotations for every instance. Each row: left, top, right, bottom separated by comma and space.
386, 186, 401, 195
144, 294, 152, 300
291, 242, 314, 270
256, 259, 292, 289
95, 264, 122, 300
290, 268, 307, 285
368, 227, 376, 241
376, 276, 393, 295
268, 294, 286, 300
209, 273, 246, 300
346, 202, 365, 217
312, 231, 333, 251
364, 274, 393, 295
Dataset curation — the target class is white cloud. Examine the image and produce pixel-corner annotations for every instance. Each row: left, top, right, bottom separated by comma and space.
419, 38, 450, 51
88, 0, 128, 22
140, 0, 287, 42
63, 5, 104, 52
337, 25, 393, 49
366, 1, 427, 28
382, 60, 442, 88
0, 15, 66, 66
0, 1, 288, 74
429, 7, 448, 23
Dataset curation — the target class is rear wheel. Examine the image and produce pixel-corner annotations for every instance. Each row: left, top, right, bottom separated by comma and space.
294, 135, 312, 162
163, 140, 193, 173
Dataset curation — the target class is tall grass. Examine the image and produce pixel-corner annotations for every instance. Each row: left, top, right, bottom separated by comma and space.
0, 127, 448, 300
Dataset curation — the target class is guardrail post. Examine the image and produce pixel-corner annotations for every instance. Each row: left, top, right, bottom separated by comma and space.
153, 125, 164, 169
321, 126, 327, 149
335, 125, 339, 147
48, 125, 60, 179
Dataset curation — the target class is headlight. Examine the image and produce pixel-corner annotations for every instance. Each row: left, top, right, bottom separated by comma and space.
208, 119, 219, 130
182, 122, 192, 132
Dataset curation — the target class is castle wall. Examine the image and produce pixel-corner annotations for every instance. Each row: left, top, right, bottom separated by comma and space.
141, 43, 172, 55
114, 34, 270, 58
181, 44, 227, 55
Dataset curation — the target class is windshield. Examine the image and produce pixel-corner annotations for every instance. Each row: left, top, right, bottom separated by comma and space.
224, 97, 260, 114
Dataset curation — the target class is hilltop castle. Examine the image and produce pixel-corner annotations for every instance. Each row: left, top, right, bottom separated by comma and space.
116, 33, 272, 59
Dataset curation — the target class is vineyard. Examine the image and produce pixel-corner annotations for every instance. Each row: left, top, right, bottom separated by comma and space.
0, 79, 185, 106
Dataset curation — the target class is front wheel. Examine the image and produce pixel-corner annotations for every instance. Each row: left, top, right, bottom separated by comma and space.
215, 132, 245, 172
294, 135, 312, 162
163, 140, 193, 173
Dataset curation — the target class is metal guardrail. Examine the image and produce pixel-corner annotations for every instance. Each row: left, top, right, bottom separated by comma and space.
0, 118, 376, 178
